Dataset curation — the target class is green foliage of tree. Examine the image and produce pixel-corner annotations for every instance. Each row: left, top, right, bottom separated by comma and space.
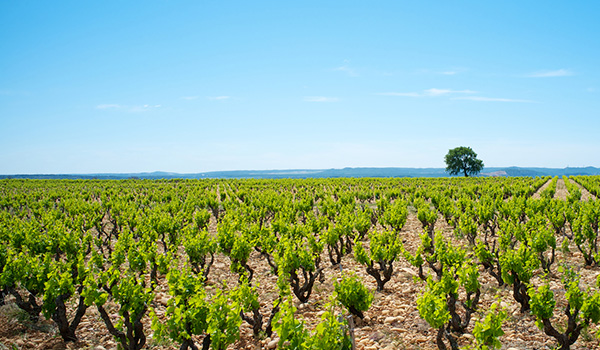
272, 298, 309, 350
500, 243, 539, 312
207, 287, 242, 350
528, 266, 600, 350
234, 277, 281, 338
183, 226, 216, 279
334, 273, 373, 319
353, 206, 372, 240
472, 300, 506, 350
323, 225, 346, 266
354, 230, 402, 291
272, 297, 352, 350
456, 211, 478, 246
474, 241, 503, 287
217, 214, 254, 281
416, 234, 481, 350
308, 299, 353, 350
42, 255, 89, 342
444, 146, 484, 177
380, 200, 408, 232
88, 270, 153, 350
275, 233, 324, 303
417, 201, 438, 238
151, 267, 210, 350
417, 274, 456, 350
571, 200, 600, 266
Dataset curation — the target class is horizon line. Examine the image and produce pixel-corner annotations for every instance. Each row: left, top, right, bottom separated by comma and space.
1, 165, 599, 177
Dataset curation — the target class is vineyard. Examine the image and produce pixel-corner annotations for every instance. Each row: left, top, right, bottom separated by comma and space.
1, 176, 600, 350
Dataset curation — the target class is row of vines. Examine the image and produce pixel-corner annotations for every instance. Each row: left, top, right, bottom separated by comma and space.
0, 175, 600, 350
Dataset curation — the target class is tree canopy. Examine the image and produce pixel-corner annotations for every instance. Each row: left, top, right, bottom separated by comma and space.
444, 146, 484, 177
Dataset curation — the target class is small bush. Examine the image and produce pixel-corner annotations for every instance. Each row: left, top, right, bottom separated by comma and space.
334, 273, 373, 319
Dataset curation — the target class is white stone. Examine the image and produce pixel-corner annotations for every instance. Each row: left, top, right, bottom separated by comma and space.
384, 316, 397, 324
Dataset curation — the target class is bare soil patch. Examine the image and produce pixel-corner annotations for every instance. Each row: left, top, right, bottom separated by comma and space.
531, 178, 551, 199
554, 178, 569, 200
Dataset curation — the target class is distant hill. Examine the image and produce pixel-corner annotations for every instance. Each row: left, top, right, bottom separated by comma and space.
2, 167, 599, 180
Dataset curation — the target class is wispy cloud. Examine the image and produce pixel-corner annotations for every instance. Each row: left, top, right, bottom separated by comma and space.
95, 104, 161, 112
304, 96, 340, 102
425, 88, 476, 96
333, 60, 358, 77
130, 104, 162, 112
378, 88, 534, 103
207, 96, 231, 101
453, 96, 535, 103
377, 88, 476, 97
526, 69, 574, 78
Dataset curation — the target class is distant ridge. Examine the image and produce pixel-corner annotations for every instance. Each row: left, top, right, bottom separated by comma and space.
1, 167, 599, 180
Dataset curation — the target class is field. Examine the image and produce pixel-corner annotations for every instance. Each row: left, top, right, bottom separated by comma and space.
1, 176, 600, 350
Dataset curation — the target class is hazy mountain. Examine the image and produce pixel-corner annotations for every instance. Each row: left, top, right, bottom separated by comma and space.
2, 167, 599, 180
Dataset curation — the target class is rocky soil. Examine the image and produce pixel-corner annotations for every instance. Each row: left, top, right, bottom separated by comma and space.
1, 180, 599, 350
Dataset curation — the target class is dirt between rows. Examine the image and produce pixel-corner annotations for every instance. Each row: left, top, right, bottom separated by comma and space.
554, 178, 569, 200
1, 192, 600, 350
532, 177, 596, 201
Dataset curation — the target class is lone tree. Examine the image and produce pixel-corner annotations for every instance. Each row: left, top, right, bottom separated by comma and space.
445, 146, 484, 177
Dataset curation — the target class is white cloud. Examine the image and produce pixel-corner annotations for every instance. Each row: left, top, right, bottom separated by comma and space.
304, 96, 340, 102
526, 69, 574, 78
333, 60, 358, 77
127, 105, 161, 113
129, 104, 161, 112
453, 96, 535, 103
207, 96, 231, 100
378, 89, 534, 103
424, 88, 476, 96
377, 88, 476, 97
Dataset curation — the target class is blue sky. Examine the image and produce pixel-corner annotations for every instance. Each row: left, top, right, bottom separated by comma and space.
1, 1, 599, 174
